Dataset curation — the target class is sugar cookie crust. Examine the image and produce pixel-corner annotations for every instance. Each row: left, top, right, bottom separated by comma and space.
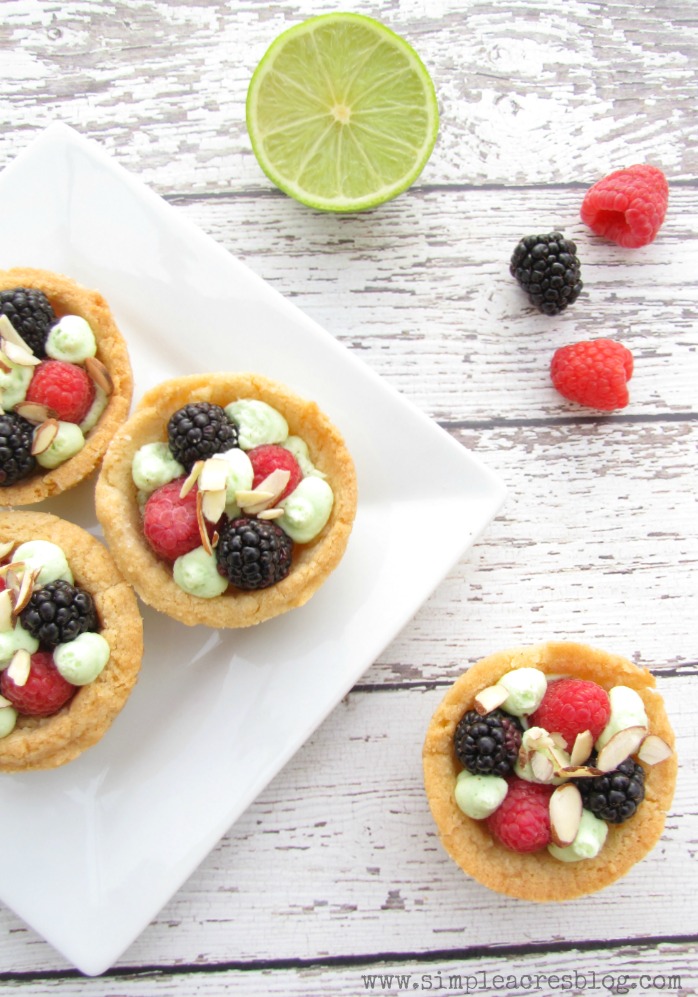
423, 642, 677, 902
0, 268, 133, 506
95, 372, 357, 628
0, 511, 143, 772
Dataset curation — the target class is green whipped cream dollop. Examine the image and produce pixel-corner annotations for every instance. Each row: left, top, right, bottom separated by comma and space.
0, 623, 39, 665
36, 421, 85, 469
45, 315, 97, 363
13, 540, 73, 586
173, 546, 229, 598
454, 769, 508, 820
595, 685, 649, 750
225, 399, 288, 450
0, 362, 33, 410
277, 476, 334, 543
548, 808, 609, 862
282, 435, 326, 478
79, 385, 108, 434
497, 666, 547, 716
0, 705, 18, 739
54, 631, 110, 686
132, 442, 185, 493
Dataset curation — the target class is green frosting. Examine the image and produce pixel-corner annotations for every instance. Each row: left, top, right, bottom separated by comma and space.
36, 421, 85, 469
0, 361, 32, 410
497, 666, 547, 716
54, 631, 110, 686
132, 442, 185, 493
0, 706, 17, 739
13, 540, 73, 586
45, 315, 97, 363
595, 685, 649, 750
173, 546, 229, 598
277, 476, 334, 543
548, 809, 608, 862
225, 399, 288, 450
79, 385, 108, 434
454, 769, 508, 820
0, 623, 39, 665
282, 435, 326, 478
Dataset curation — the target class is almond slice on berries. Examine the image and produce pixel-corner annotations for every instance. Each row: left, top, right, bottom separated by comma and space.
550, 783, 583, 847
196, 491, 213, 556
570, 729, 594, 767
257, 507, 284, 520
0, 695, 13, 709
637, 734, 673, 766
557, 764, 603, 779
202, 488, 227, 525
0, 541, 15, 560
199, 457, 229, 493
15, 400, 57, 424
12, 567, 38, 616
7, 648, 31, 687
0, 590, 13, 632
84, 355, 113, 395
596, 725, 647, 773
179, 460, 204, 499
530, 751, 555, 784
31, 419, 59, 456
239, 469, 291, 515
0, 338, 40, 367
235, 488, 273, 506
473, 684, 509, 716
0, 314, 33, 353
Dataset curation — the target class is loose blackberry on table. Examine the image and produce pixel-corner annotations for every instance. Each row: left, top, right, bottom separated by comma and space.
20, 578, 99, 648
454, 708, 523, 777
0, 286, 56, 357
0, 412, 36, 486
509, 231, 583, 315
216, 517, 294, 591
167, 402, 238, 471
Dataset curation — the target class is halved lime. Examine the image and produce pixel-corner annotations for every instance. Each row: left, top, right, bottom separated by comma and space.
246, 12, 439, 212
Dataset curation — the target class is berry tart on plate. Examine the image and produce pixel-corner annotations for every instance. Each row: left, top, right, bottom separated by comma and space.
95, 373, 357, 628
423, 642, 676, 901
0, 510, 143, 772
0, 268, 132, 505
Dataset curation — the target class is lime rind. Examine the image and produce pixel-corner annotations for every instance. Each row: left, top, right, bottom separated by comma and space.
246, 12, 439, 212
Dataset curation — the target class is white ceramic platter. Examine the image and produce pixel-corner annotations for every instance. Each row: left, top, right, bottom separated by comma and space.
0, 124, 505, 975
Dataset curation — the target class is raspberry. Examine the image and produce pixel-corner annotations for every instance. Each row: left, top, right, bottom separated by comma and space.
580, 164, 668, 248
1, 650, 76, 717
487, 779, 552, 853
25, 359, 95, 424
550, 338, 633, 411
529, 678, 611, 749
142, 477, 214, 561
248, 444, 302, 502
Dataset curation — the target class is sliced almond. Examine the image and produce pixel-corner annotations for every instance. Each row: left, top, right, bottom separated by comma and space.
549, 783, 583, 847
1, 338, 40, 367
0, 590, 13, 632
557, 764, 604, 779
0, 355, 12, 375
238, 468, 291, 515
0, 694, 13, 709
257, 507, 284, 520
201, 488, 227, 525
549, 732, 568, 750
570, 729, 594, 767
31, 418, 59, 456
15, 400, 58, 424
179, 460, 204, 499
0, 540, 15, 560
596, 725, 647, 773
7, 648, 31, 687
0, 314, 33, 353
12, 567, 38, 616
84, 355, 113, 394
547, 742, 572, 772
530, 751, 555, 783
235, 488, 273, 506
2, 563, 25, 590
473, 684, 509, 716
637, 734, 673, 766
199, 457, 229, 493
196, 490, 213, 556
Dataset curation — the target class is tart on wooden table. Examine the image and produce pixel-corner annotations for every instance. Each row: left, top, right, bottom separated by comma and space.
95, 372, 357, 628
0, 510, 143, 772
423, 641, 677, 902
0, 268, 133, 505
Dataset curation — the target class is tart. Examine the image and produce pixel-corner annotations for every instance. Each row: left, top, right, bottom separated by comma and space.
95, 372, 357, 627
423, 641, 677, 901
0, 510, 143, 771
0, 268, 132, 505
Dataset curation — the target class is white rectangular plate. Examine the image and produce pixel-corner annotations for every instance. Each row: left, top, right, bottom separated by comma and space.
0, 124, 505, 976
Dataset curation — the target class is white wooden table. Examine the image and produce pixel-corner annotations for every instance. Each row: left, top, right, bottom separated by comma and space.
1, 1, 697, 993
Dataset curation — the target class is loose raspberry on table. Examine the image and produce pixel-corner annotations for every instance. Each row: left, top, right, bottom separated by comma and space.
248, 444, 302, 502
580, 164, 668, 248
25, 359, 95, 424
550, 338, 633, 411
1, 650, 76, 717
486, 779, 553, 853
143, 477, 213, 562
529, 678, 611, 748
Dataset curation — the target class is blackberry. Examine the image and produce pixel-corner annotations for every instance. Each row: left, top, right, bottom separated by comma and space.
0, 412, 36, 487
216, 517, 293, 590
167, 402, 238, 471
576, 753, 645, 824
0, 287, 56, 357
454, 708, 523, 777
20, 578, 99, 648
510, 231, 583, 315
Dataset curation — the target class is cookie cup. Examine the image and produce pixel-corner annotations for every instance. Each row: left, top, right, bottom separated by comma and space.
423, 641, 677, 902
95, 373, 357, 628
0, 268, 133, 506
0, 511, 143, 772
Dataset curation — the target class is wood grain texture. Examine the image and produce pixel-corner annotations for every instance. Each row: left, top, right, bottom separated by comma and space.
0, 0, 696, 988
